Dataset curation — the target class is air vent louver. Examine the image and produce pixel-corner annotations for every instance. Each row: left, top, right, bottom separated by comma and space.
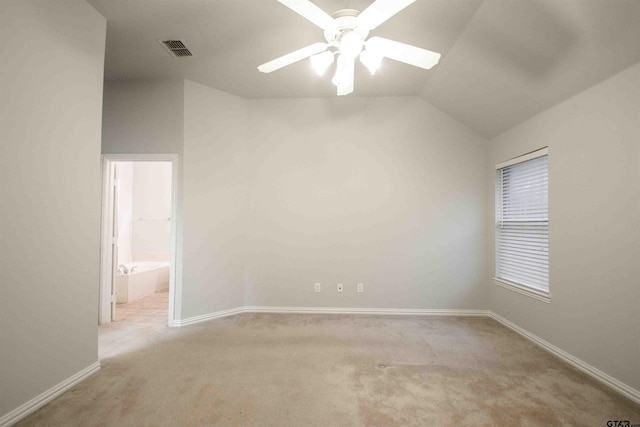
160, 40, 194, 57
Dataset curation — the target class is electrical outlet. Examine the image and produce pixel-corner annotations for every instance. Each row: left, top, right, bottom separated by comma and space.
337, 283, 343, 293
315, 283, 321, 293
357, 283, 364, 293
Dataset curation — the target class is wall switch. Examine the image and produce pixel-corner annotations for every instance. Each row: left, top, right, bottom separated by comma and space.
337, 283, 343, 293
314, 283, 321, 293
357, 283, 364, 293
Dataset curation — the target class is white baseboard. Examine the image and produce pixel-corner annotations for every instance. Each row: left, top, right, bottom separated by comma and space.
0, 361, 100, 427
490, 312, 640, 405
244, 306, 490, 316
173, 306, 489, 327
171, 306, 245, 327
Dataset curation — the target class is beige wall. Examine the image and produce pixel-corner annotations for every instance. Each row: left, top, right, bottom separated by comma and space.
182, 81, 248, 316
103, 82, 488, 316
246, 97, 488, 308
0, 0, 106, 418
487, 62, 640, 391
102, 80, 184, 156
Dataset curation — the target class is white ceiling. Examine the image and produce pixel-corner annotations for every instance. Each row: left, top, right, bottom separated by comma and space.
88, 0, 640, 138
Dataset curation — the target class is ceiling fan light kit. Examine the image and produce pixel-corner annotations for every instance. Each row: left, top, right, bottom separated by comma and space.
359, 49, 383, 75
310, 50, 334, 76
258, 0, 441, 96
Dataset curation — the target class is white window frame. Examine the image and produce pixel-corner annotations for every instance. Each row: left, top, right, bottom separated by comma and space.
493, 147, 550, 303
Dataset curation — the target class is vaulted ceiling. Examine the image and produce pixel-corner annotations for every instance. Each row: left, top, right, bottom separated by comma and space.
88, 0, 640, 138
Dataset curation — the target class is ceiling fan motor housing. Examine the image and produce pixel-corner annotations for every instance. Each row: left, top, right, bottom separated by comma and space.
324, 9, 369, 50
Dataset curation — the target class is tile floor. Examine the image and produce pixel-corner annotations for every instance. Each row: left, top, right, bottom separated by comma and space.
114, 289, 168, 323
99, 290, 169, 360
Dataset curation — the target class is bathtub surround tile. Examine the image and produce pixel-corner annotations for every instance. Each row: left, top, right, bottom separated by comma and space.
16, 314, 640, 426
132, 252, 170, 262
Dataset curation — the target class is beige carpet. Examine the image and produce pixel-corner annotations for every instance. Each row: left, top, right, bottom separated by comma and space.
17, 298, 640, 426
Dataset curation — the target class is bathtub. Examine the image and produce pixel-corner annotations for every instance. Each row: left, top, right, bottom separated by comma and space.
116, 261, 169, 304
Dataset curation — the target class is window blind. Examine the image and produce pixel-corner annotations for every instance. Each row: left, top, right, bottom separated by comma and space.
496, 150, 549, 293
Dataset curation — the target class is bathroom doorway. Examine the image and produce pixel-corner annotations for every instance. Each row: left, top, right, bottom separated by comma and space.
99, 154, 178, 327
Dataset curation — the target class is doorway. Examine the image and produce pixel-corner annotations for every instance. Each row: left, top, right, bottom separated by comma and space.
99, 154, 178, 327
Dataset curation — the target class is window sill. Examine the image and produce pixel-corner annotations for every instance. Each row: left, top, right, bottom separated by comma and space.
493, 278, 551, 303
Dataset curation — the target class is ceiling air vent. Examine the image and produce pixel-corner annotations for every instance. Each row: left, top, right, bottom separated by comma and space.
160, 40, 194, 57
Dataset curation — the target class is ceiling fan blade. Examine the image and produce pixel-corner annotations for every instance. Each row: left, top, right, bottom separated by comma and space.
258, 43, 328, 73
357, 0, 415, 31
277, 0, 336, 30
366, 37, 441, 70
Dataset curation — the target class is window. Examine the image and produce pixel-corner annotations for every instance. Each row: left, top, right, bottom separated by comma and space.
495, 148, 549, 301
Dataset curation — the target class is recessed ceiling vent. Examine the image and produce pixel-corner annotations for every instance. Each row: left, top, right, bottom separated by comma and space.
160, 40, 194, 57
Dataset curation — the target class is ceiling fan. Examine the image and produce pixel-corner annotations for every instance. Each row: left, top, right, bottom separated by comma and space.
258, 0, 441, 96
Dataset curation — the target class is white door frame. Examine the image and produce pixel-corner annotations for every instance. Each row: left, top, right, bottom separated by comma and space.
99, 153, 180, 326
